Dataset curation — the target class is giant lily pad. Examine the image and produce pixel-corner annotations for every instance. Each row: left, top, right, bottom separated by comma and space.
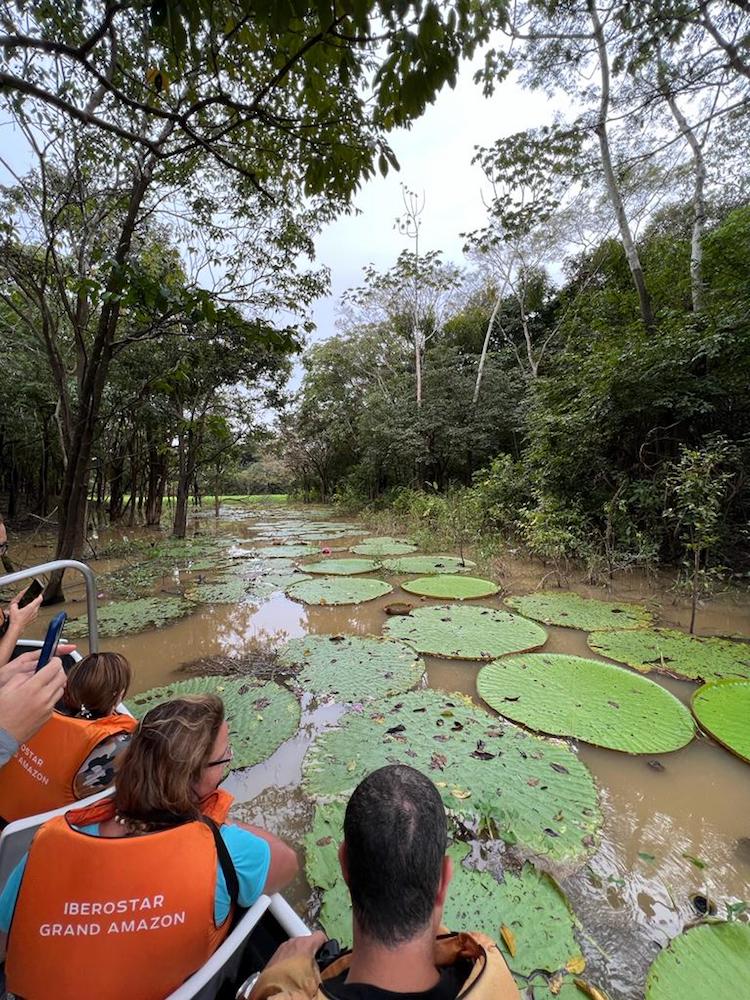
250, 544, 316, 558
505, 592, 653, 631
66, 595, 192, 638
130, 676, 300, 770
188, 576, 254, 604
382, 555, 475, 575
587, 628, 750, 682
303, 558, 380, 576
303, 689, 601, 863
691, 680, 750, 763
279, 635, 425, 703
248, 570, 312, 599
645, 923, 750, 1000
351, 537, 418, 556
286, 576, 392, 606
401, 575, 499, 600
477, 654, 695, 754
383, 605, 547, 660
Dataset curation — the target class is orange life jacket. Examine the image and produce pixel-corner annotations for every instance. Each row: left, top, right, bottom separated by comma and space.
251, 930, 520, 1000
6, 797, 233, 1000
199, 786, 234, 824
0, 709, 136, 823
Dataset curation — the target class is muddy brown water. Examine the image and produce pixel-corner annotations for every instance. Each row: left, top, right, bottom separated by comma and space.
8, 506, 750, 999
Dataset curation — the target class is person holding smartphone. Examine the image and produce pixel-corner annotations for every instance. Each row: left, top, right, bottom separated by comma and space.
0, 650, 67, 768
0, 585, 44, 668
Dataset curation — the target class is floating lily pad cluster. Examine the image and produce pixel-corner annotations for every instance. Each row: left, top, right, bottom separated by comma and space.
691, 680, 750, 763
130, 675, 300, 770
477, 654, 695, 754
280, 635, 425, 703
506, 591, 653, 631
66, 595, 192, 638
401, 575, 499, 600
286, 576, 392, 606
384, 605, 547, 660
188, 576, 254, 604
645, 922, 750, 1000
588, 628, 750, 682
303, 689, 601, 863
249, 544, 316, 558
351, 537, 418, 556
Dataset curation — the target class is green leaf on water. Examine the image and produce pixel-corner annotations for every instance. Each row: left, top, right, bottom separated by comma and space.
506, 591, 653, 632
286, 576, 392, 606
302, 558, 380, 576
477, 654, 695, 754
588, 629, 750, 683
65, 595, 192, 638
303, 689, 601, 864
638, 852, 656, 863
645, 923, 750, 1000
401, 575, 500, 600
279, 634, 425, 703
384, 605, 547, 661
682, 853, 707, 870
691, 680, 750, 764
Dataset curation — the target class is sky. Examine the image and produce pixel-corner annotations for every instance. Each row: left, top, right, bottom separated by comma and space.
308, 58, 560, 344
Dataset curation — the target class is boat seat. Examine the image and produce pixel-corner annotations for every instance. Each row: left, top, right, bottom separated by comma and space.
166, 894, 312, 1000
0, 786, 115, 890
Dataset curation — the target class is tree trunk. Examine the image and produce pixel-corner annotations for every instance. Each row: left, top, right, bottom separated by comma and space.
45, 161, 156, 604
173, 426, 196, 539
473, 294, 503, 404
145, 445, 168, 526
588, 0, 655, 332
664, 89, 706, 313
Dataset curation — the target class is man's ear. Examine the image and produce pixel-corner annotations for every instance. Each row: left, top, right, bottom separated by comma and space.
338, 841, 349, 885
435, 854, 453, 908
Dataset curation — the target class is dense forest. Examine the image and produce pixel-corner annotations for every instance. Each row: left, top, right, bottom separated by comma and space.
0, 0, 749, 602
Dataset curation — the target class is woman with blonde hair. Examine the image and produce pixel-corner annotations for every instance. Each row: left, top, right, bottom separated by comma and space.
0, 694, 298, 1000
0, 650, 137, 823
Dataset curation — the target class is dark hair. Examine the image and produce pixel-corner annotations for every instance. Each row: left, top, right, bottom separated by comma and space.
62, 651, 132, 718
344, 764, 447, 946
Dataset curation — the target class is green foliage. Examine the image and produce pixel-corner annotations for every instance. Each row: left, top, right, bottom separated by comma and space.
66, 596, 192, 638
505, 592, 653, 631
286, 576, 392, 606
401, 575, 499, 599
303, 689, 602, 863
587, 628, 750, 683
645, 923, 750, 1000
279, 635, 425, 703
477, 654, 695, 753
691, 681, 750, 763
130, 676, 300, 770
383, 605, 547, 660
302, 558, 380, 576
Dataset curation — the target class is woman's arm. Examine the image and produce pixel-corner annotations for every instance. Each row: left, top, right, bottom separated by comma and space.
0, 591, 43, 667
232, 820, 299, 894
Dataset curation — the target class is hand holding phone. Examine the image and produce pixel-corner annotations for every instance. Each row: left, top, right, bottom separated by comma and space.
37, 612, 67, 672
17, 578, 44, 609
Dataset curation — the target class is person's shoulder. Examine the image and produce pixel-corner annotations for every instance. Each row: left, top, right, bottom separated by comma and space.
220, 823, 271, 860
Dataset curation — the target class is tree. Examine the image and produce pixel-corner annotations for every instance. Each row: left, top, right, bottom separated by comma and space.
0, 0, 506, 596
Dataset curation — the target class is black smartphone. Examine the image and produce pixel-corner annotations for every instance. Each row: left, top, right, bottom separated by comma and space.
36, 612, 67, 671
17, 578, 44, 609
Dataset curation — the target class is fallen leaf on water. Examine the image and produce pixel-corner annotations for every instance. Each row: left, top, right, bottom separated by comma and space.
430, 753, 448, 771
346, 760, 357, 772
565, 955, 586, 975
549, 972, 564, 995
683, 853, 707, 869
574, 979, 610, 1000
638, 852, 656, 863
451, 788, 471, 800
434, 780, 447, 788
316, 836, 333, 847
499, 924, 516, 957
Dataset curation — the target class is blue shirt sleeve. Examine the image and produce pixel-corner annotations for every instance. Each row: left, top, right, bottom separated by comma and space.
0, 854, 27, 933
214, 824, 271, 925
